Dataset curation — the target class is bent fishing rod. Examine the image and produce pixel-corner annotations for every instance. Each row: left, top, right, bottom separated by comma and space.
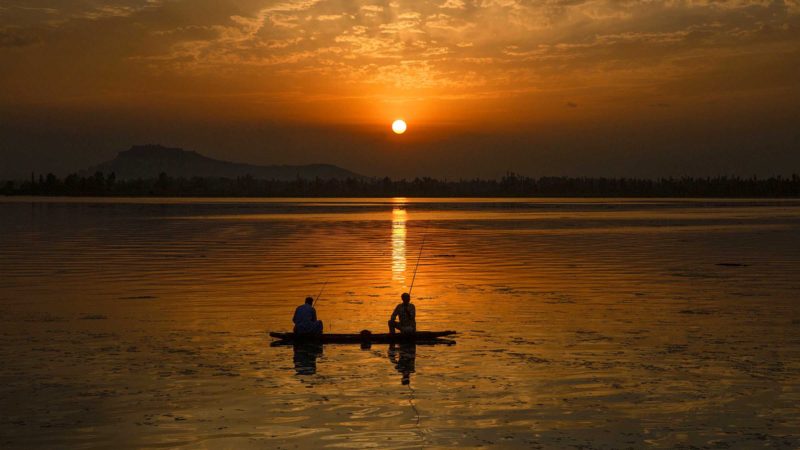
313, 279, 328, 307
408, 228, 428, 295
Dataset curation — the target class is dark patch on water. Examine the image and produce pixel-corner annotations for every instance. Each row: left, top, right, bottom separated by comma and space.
80, 314, 108, 320
544, 293, 576, 304
679, 309, 717, 315
574, 330, 613, 342
662, 344, 688, 354
671, 272, 720, 279
507, 352, 550, 364
23, 314, 66, 323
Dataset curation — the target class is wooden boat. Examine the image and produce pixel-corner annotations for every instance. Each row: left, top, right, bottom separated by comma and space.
269, 330, 456, 345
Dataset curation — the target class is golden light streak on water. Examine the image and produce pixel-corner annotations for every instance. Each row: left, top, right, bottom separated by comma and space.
391, 205, 407, 284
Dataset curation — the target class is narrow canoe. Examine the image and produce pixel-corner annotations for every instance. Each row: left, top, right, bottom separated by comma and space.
269, 330, 456, 344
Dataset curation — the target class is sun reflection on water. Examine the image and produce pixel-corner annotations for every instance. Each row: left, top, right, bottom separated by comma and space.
391, 204, 407, 284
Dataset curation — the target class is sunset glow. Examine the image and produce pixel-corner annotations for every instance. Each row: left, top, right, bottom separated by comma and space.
1, 1, 799, 178
392, 119, 407, 135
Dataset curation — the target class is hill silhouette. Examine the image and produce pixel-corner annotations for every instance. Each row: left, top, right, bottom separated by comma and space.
85, 145, 362, 180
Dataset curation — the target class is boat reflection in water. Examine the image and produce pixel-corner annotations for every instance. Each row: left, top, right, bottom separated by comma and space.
292, 343, 324, 375
388, 343, 416, 385
274, 332, 453, 377
287, 340, 420, 381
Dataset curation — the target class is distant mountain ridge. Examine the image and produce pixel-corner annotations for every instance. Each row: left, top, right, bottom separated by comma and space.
86, 145, 363, 180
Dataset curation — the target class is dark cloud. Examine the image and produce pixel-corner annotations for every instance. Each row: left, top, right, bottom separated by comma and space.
0, 27, 42, 47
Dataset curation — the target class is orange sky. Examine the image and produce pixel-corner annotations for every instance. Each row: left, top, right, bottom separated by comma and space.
1, 1, 800, 178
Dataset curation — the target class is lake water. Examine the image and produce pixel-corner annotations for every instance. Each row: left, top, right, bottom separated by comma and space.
1, 197, 799, 449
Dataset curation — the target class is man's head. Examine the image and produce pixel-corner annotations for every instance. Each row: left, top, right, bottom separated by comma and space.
401, 293, 410, 304
305, 296, 314, 305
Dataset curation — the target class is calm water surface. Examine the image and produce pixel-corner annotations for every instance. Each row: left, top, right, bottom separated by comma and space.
1, 197, 799, 449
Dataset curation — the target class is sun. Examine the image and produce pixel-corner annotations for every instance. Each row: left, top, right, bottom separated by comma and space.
392, 119, 407, 135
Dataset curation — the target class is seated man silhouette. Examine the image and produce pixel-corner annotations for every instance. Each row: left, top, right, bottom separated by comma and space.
293, 296, 323, 335
388, 293, 416, 334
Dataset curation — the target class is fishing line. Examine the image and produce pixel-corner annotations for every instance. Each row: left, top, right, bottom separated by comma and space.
405, 358, 425, 445
408, 383, 421, 426
405, 225, 427, 444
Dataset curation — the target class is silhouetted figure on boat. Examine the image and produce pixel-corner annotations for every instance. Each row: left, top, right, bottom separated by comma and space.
293, 296, 323, 335
388, 293, 416, 334
389, 342, 416, 385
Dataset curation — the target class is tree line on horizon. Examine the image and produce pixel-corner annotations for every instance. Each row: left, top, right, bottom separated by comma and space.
3, 171, 800, 197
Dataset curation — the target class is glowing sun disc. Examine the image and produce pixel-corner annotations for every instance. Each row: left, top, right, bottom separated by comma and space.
392, 119, 407, 134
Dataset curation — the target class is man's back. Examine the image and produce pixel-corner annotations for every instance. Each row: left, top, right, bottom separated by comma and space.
293, 303, 316, 326
293, 297, 324, 335
392, 302, 416, 328
389, 293, 416, 335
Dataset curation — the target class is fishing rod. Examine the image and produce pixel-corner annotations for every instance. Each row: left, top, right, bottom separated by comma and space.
408, 229, 427, 295
313, 279, 328, 307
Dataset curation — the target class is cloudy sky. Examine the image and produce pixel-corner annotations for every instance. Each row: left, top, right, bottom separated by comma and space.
1, 0, 799, 178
